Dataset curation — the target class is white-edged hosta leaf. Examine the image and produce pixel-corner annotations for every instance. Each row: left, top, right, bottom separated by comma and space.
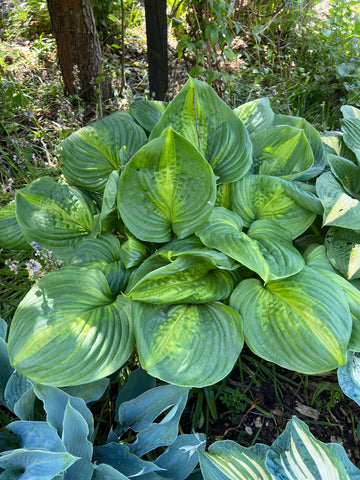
125, 255, 236, 304
304, 244, 360, 352
150, 77, 252, 184
338, 351, 360, 406
0, 200, 30, 250
251, 125, 314, 180
15, 177, 98, 260
316, 171, 360, 228
233, 97, 274, 135
265, 416, 360, 480
231, 175, 316, 238
273, 114, 327, 180
61, 112, 147, 193
134, 302, 243, 387
7, 267, 135, 387
196, 207, 304, 282
199, 441, 273, 480
118, 126, 216, 242
325, 227, 360, 279
341, 117, 360, 164
69, 233, 128, 296
328, 153, 360, 198
129, 100, 167, 133
230, 266, 351, 374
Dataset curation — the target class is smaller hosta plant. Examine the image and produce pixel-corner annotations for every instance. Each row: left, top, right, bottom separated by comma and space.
2, 77, 360, 390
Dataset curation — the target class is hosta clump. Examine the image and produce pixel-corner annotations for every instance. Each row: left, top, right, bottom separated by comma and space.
2, 77, 360, 389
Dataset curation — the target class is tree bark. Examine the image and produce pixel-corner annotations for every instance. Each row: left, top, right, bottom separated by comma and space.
46, 0, 111, 103
144, 0, 168, 101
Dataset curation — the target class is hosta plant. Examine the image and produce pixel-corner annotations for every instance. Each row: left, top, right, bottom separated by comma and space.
2, 78, 360, 391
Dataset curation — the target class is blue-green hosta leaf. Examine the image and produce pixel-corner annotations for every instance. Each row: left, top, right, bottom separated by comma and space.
4, 371, 34, 420
61, 112, 147, 193
115, 368, 156, 414
316, 171, 360, 228
196, 208, 304, 282
150, 77, 252, 184
304, 244, 360, 352
233, 97, 274, 135
0, 200, 30, 250
62, 401, 93, 480
341, 117, 360, 164
199, 441, 272, 480
325, 227, 360, 279
338, 351, 360, 406
92, 463, 130, 480
129, 100, 167, 133
281, 181, 323, 215
265, 416, 360, 479
93, 443, 162, 478
69, 233, 128, 296
62, 378, 110, 404
230, 266, 351, 374
15, 177, 98, 260
134, 302, 243, 387
273, 114, 327, 180
251, 125, 314, 180
231, 175, 316, 237
341, 105, 360, 119
155, 433, 206, 480
119, 232, 148, 269
328, 153, 360, 198
7, 421, 65, 452
8, 267, 135, 387
125, 255, 236, 304
0, 319, 13, 405
118, 127, 216, 242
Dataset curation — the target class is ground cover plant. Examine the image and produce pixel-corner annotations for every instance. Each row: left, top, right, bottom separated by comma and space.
2, 77, 360, 477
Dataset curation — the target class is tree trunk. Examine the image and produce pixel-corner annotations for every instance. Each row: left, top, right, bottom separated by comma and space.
144, 0, 168, 101
46, 0, 111, 103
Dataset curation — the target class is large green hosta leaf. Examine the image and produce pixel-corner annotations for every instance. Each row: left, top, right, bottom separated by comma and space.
125, 255, 236, 304
0, 200, 30, 250
231, 175, 316, 237
150, 77, 252, 184
199, 441, 273, 480
341, 117, 360, 164
8, 267, 135, 386
61, 112, 147, 193
325, 227, 360, 280
266, 416, 360, 480
233, 97, 274, 135
273, 114, 327, 180
328, 153, 360, 198
15, 177, 98, 260
196, 207, 304, 283
118, 127, 216, 242
230, 266, 351, 373
133, 302, 244, 387
251, 125, 314, 180
129, 100, 167, 133
316, 171, 360, 228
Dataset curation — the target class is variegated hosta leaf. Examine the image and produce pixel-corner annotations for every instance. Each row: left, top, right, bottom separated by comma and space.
7, 267, 135, 386
325, 227, 360, 280
150, 77, 252, 184
321, 130, 357, 162
69, 233, 129, 295
61, 112, 147, 193
15, 176, 98, 260
231, 175, 316, 238
341, 117, 360, 164
118, 126, 216, 242
251, 125, 314, 180
341, 104, 360, 119
265, 416, 360, 480
0, 200, 30, 250
196, 207, 304, 283
125, 255, 236, 304
133, 302, 244, 387
129, 99, 167, 133
273, 114, 327, 180
230, 266, 351, 374
338, 351, 360, 406
316, 171, 360, 228
328, 153, 360, 198
304, 244, 360, 351
233, 97, 275, 135
199, 441, 273, 480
